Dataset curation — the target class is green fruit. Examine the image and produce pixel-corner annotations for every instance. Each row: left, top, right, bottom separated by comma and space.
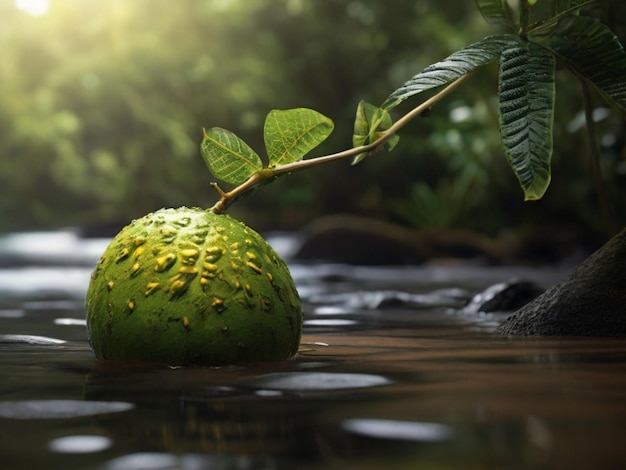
85, 207, 302, 366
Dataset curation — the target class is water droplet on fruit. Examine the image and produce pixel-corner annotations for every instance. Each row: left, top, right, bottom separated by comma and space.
246, 261, 263, 275
203, 262, 218, 272
179, 248, 199, 265
178, 266, 199, 275
115, 248, 130, 263
205, 246, 223, 262
190, 228, 207, 243
144, 282, 160, 297
154, 253, 176, 272
212, 298, 225, 313
175, 216, 191, 227
169, 279, 187, 297
134, 237, 146, 247
130, 263, 142, 277
160, 226, 178, 243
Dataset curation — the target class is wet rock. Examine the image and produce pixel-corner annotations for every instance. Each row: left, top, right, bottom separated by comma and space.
462, 279, 543, 314
293, 215, 507, 265
306, 289, 468, 311
495, 227, 626, 336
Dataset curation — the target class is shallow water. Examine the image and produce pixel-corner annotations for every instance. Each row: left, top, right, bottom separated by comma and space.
1, 231, 626, 469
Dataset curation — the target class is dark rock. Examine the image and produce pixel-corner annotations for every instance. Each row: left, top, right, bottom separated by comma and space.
305, 289, 468, 310
462, 279, 543, 314
495, 227, 626, 337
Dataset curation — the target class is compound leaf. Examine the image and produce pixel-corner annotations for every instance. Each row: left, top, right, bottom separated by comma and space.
264, 108, 334, 167
498, 41, 555, 200
383, 34, 518, 110
200, 127, 262, 185
530, 14, 626, 113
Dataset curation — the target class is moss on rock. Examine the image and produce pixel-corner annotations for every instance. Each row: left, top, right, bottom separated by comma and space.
495, 227, 626, 337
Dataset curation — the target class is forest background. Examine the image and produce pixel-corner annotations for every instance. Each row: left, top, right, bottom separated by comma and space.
2, 0, 625, 247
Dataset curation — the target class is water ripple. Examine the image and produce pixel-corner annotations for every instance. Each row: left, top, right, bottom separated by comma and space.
342, 418, 454, 442
48, 435, 113, 453
239, 372, 392, 392
0, 334, 66, 345
0, 399, 134, 419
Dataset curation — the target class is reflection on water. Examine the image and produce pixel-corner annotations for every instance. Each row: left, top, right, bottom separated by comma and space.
1, 231, 626, 469
0, 400, 134, 419
48, 435, 113, 454
238, 371, 392, 392
342, 419, 454, 442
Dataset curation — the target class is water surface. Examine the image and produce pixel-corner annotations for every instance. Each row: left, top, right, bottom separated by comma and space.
1, 231, 625, 469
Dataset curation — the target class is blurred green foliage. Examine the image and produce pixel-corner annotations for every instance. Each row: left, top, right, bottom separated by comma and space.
1, 0, 624, 238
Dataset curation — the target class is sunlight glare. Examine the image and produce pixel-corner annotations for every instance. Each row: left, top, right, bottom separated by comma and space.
14, 0, 50, 16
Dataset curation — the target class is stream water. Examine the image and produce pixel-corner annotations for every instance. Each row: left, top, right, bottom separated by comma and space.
1, 230, 626, 469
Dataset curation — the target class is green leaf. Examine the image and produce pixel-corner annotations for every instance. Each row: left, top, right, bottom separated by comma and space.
498, 41, 555, 200
530, 15, 626, 113
352, 101, 399, 165
474, 0, 512, 26
383, 34, 518, 110
200, 127, 263, 185
264, 108, 334, 167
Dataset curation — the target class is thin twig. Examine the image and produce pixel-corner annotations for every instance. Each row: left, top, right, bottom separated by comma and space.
580, 79, 619, 235
210, 71, 474, 214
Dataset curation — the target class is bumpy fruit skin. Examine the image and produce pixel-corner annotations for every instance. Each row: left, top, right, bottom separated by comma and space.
85, 207, 302, 366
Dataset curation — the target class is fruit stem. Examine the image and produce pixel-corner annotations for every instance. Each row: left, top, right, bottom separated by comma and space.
210, 72, 474, 214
